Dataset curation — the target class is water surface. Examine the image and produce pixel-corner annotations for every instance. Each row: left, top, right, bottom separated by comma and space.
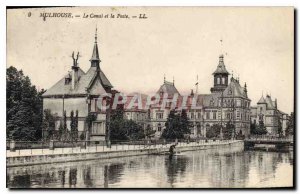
7, 149, 293, 188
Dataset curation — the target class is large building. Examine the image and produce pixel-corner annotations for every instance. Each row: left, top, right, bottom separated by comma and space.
42, 30, 288, 140
250, 94, 289, 135
148, 55, 251, 139
42, 29, 113, 141
194, 55, 251, 138
149, 79, 181, 138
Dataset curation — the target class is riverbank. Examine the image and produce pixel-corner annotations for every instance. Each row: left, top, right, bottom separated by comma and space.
6, 140, 244, 167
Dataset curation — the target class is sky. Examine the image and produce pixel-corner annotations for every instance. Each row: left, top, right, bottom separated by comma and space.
7, 7, 294, 113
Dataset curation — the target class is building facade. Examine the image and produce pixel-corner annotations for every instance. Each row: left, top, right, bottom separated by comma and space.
148, 55, 251, 139
250, 94, 289, 135
149, 79, 181, 138
198, 55, 251, 138
42, 29, 113, 141
42, 30, 288, 140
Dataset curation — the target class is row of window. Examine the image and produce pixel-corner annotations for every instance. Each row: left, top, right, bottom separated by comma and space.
218, 99, 250, 108
205, 111, 250, 121
216, 77, 227, 85
125, 112, 148, 120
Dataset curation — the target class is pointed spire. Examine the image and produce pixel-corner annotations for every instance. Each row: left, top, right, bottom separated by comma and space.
90, 27, 101, 68
173, 76, 175, 86
258, 95, 266, 104
244, 82, 247, 97
164, 74, 166, 83
95, 26, 97, 43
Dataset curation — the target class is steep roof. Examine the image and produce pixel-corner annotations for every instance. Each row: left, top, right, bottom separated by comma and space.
222, 78, 248, 98
213, 55, 229, 75
42, 68, 85, 96
90, 42, 100, 61
43, 66, 112, 97
199, 93, 221, 107
157, 80, 180, 96
265, 95, 276, 109
257, 96, 266, 104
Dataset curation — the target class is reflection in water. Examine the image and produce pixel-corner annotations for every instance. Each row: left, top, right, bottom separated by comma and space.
69, 168, 77, 188
165, 156, 189, 187
6, 149, 293, 188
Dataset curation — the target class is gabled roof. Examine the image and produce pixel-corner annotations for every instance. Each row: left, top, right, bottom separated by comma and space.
222, 78, 248, 98
257, 96, 266, 104
42, 68, 85, 96
43, 66, 113, 97
157, 80, 180, 96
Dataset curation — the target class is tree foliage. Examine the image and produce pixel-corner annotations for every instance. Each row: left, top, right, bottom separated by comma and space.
285, 112, 294, 136
277, 115, 283, 137
224, 121, 234, 139
250, 120, 268, 135
109, 106, 145, 141
161, 110, 191, 140
145, 124, 156, 139
42, 109, 56, 140
206, 124, 221, 139
7, 66, 44, 141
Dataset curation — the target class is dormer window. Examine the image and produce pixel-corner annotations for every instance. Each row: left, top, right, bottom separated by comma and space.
65, 73, 72, 85
65, 77, 71, 85
228, 89, 232, 95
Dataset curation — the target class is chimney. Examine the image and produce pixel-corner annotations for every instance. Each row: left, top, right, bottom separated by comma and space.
71, 52, 80, 90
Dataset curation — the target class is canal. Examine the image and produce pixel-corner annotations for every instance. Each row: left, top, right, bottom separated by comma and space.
6, 148, 293, 188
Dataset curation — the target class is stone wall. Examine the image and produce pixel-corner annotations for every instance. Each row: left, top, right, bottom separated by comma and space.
7, 140, 244, 167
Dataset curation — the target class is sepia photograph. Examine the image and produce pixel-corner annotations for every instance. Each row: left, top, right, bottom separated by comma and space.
6, 6, 294, 189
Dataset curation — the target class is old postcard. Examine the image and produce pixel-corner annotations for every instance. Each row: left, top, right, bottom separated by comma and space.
6, 6, 294, 188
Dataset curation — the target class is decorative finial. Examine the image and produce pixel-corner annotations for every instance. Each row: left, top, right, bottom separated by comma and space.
164, 74, 166, 83
219, 54, 224, 63
95, 26, 98, 43
173, 76, 175, 86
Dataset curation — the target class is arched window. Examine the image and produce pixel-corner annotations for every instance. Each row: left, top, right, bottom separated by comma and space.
222, 77, 226, 85
217, 77, 220, 84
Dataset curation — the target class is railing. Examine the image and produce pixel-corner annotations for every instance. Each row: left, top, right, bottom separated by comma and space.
246, 135, 293, 142
6, 139, 239, 157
